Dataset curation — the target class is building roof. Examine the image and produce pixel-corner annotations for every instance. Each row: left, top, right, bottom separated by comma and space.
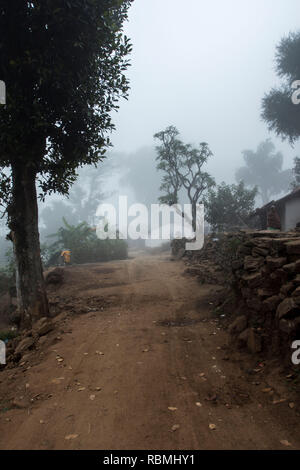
255, 187, 300, 214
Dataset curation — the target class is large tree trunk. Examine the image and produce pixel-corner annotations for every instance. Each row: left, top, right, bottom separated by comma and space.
8, 164, 49, 328
191, 202, 197, 233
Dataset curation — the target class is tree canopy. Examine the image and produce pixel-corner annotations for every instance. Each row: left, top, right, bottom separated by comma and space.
291, 156, 300, 190
0, 0, 133, 326
262, 31, 300, 144
0, 0, 132, 203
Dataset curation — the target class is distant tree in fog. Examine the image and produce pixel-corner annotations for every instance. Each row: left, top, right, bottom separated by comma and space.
154, 126, 215, 231
291, 157, 300, 189
262, 32, 300, 144
205, 181, 257, 232
118, 147, 161, 207
235, 140, 292, 206
0, 218, 10, 266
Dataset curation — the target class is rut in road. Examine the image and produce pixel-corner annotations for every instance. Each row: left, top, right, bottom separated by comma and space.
0, 253, 300, 450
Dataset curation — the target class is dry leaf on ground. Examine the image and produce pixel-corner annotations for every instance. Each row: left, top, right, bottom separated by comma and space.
65, 434, 78, 440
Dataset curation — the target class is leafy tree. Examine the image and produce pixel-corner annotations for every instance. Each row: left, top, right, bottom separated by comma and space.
0, 218, 11, 266
46, 218, 127, 265
66, 162, 115, 225
262, 32, 300, 143
291, 156, 300, 189
205, 181, 257, 232
0, 1, 132, 326
154, 126, 215, 231
235, 140, 292, 205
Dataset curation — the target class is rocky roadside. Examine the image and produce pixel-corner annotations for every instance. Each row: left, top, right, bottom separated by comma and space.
173, 231, 300, 361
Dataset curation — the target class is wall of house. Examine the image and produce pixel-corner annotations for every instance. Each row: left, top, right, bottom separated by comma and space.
284, 197, 300, 231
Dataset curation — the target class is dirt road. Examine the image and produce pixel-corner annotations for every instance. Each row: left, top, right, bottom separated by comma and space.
0, 253, 300, 450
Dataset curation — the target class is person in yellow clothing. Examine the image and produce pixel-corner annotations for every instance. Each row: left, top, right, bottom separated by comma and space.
61, 249, 71, 266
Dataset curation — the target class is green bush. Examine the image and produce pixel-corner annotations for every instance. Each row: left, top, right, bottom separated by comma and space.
46, 218, 128, 266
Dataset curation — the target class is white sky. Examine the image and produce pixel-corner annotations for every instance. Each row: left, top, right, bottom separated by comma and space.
110, 0, 300, 184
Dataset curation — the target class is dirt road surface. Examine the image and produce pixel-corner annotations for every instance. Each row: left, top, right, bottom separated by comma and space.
0, 253, 300, 450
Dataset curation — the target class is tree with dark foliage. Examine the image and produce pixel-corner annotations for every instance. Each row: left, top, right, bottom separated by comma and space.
154, 126, 215, 231
205, 181, 257, 232
0, 0, 132, 327
262, 32, 300, 143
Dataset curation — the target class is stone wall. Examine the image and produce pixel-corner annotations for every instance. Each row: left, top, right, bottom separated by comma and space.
230, 231, 300, 353
182, 230, 300, 357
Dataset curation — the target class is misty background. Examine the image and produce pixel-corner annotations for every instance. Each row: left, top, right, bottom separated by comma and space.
112, 0, 300, 176
1, 0, 300, 260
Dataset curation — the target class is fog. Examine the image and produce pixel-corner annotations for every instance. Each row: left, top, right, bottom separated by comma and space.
1, 0, 300, 262
112, 0, 300, 183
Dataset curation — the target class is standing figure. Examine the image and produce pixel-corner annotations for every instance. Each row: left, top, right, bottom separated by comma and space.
61, 249, 71, 266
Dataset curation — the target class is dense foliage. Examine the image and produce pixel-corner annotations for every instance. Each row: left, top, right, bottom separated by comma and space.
0, 0, 133, 203
205, 181, 257, 232
154, 126, 215, 230
0, 1, 133, 324
262, 31, 300, 143
46, 218, 128, 266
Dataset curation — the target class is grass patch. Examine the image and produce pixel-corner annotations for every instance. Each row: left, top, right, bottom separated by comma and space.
0, 399, 12, 413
